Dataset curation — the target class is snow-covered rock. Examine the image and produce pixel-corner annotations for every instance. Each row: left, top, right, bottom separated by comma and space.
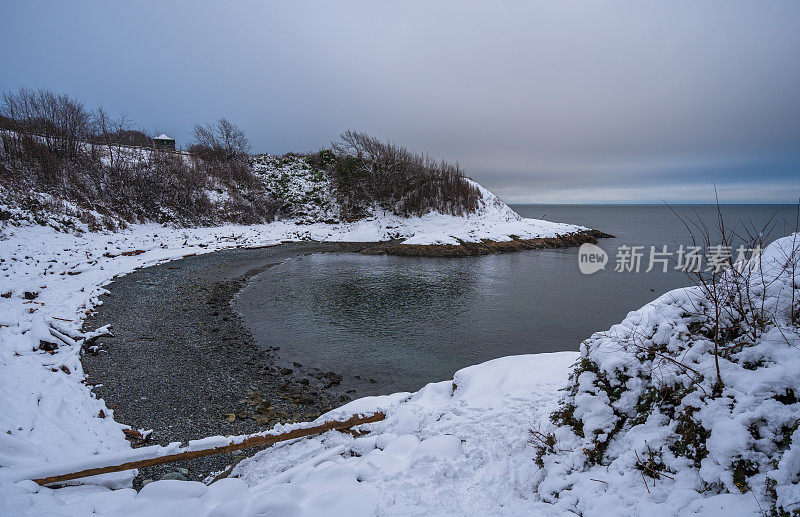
251, 154, 340, 223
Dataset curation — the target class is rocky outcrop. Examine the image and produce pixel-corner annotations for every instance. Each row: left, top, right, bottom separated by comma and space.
362, 229, 614, 257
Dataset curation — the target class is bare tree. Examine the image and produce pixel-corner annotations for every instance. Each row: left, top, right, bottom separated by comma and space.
189, 118, 250, 163
1, 88, 278, 226
0, 87, 90, 158
93, 106, 130, 169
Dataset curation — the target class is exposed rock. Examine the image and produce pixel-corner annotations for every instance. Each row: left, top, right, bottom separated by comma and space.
38, 340, 59, 352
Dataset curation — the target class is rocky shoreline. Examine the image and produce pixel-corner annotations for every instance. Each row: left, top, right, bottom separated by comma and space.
362, 229, 614, 257
81, 231, 611, 486
82, 242, 377, 487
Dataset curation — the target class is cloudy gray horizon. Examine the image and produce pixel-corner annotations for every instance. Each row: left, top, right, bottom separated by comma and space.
3, 1, 799, 203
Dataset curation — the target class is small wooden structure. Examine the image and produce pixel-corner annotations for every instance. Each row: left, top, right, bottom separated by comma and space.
153, 133, 175, 150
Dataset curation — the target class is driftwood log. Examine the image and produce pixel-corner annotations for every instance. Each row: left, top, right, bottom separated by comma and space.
27, 412, 385, 486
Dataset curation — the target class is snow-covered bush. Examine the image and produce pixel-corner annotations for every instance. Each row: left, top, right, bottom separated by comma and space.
534, 234, 800, 514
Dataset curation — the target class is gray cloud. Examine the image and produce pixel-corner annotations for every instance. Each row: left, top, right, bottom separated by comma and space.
2, 1, 799, 202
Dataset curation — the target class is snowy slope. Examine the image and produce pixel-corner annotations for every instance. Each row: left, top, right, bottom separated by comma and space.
251, 154, 340, 223
532, 233, 800, 516
6, 196, 796, 514
250, 153, 586, 244
0, 353, 577, 516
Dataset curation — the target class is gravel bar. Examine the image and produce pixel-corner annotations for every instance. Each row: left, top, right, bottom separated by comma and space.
82, 242, 378, 487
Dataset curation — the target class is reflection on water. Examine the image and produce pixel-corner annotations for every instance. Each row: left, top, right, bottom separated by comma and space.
308, 259, 475, 339
235, 204, 798, 394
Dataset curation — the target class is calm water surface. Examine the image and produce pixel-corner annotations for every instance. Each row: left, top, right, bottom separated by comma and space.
235, 205, 797, 394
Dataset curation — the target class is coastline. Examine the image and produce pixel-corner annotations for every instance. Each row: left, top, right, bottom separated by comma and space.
82, 242, 377, 486
80, 231, 612, 485
363, 229, 613, 257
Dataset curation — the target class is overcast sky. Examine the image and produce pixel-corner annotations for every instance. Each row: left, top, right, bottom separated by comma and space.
3, 1, 799, 203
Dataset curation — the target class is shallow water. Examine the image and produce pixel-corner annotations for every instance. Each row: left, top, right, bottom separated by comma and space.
235, 204, 797, 394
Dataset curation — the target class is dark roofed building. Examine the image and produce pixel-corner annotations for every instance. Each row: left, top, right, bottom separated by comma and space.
153, 134, 175, 150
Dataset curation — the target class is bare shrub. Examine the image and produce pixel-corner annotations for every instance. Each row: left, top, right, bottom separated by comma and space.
592, 197, 797, 434
327, 131, 481, 220
92, 107, 131, 170
668, 197, 795, 389
1, 89, 277, 227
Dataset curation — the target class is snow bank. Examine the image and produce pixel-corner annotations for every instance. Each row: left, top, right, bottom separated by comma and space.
0, 352, 577, 515
391, 180, 583, 245
533, 233, 800, 515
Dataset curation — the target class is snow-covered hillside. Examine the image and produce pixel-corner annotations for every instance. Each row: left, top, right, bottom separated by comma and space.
2, 140, 590, 246
251, 154, 340, 223
250, 152, 586, 246
7, 149, 796, 516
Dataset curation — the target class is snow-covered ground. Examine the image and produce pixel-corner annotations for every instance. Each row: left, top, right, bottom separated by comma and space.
528, 233, 800, 516
0, 353, 578, 516
2, 199, 797, 514
0, 197, 585, 515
